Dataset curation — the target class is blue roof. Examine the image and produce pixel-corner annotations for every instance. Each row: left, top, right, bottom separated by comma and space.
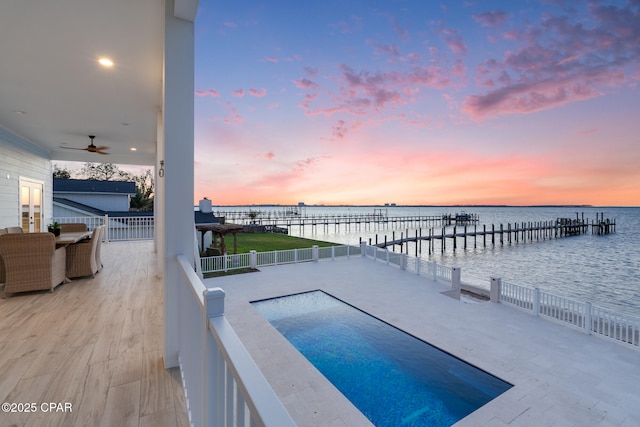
53, 198, 153, 218
53, 178, 136, 194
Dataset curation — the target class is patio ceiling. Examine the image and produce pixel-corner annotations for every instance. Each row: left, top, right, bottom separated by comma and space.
0, 1, 166, 166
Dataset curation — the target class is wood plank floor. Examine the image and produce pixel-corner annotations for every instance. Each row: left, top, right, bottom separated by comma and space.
0, 240, 190, 427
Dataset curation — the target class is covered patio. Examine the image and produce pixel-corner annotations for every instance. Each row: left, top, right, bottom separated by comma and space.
0, 240, 189, 427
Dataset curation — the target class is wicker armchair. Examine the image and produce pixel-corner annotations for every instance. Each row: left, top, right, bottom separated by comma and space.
94, 225, 105, 273
5, 226, 23, 233
60, 223, 88, 233
65, 227, 101, 278
0, 232, 66, 295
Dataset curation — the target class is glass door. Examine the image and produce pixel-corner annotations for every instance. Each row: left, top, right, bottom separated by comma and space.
19, 178, 44, 232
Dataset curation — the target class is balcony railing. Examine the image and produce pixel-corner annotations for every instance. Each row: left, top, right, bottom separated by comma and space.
50, 215, 154, 241
177, 254, 296, 427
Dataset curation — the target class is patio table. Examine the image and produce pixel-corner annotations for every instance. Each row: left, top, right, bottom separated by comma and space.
55, 231, 92, 247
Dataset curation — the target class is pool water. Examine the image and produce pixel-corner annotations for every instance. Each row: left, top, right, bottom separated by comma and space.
252, 291, 512, 427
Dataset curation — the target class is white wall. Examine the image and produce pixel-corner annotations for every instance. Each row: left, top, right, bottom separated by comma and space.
0, 128, 52, 229
54, 192, 130, 212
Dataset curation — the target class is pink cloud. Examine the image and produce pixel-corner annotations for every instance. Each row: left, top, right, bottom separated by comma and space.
248, 88, 267, 97
304, 67, 318, 77
195, 89, 220, 97
292, 78, 319, 89
257, 152, 275, 160
441, 28, 468, 55
465, 2, 640, 119
265, 56, 279, 63
473, 11, 509, 27
223, 107, 243, 125
463, 69, 624, 119
329, 119, 363, 141
231, 89, 245, 97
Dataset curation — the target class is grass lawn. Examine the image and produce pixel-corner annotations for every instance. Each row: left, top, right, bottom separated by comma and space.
217, 232, 337, 254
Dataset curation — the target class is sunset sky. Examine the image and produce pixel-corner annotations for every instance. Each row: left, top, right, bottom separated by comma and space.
194, 0, 640, 206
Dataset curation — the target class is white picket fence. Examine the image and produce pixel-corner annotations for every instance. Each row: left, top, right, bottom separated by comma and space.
499, 279, 639, 349
201, 244, 362, 273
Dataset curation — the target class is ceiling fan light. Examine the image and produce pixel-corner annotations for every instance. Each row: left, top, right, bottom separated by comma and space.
98, 57, 114, 67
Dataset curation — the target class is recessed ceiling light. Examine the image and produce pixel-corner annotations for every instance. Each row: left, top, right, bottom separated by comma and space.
130, 147, 137, 151
14, 110, 26, 115
98, 57, 114, 67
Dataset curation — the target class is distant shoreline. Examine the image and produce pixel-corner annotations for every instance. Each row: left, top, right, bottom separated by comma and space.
204, 204, 611, 208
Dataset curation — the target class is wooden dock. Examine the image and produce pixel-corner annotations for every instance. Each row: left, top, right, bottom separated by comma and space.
217, 210, 479, 232
368, 214, 614, 255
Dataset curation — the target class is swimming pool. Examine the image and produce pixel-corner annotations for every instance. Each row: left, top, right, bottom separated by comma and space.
252, 290, 512, 427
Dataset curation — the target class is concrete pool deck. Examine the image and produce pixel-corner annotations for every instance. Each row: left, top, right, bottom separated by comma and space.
205, 256, 640, 427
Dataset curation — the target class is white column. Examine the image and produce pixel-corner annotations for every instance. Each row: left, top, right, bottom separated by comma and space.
163, 0, 196, 369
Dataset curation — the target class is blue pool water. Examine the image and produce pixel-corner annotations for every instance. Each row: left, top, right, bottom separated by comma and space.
252, 291, 512, 427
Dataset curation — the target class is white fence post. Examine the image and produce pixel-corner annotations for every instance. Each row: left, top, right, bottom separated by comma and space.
312, 245, 319, 262
250, 250, 257, 269
204, 287, 225, 318
534, 288, 540, 316
584, 302, 592, 335
223, 254, 228, 272
451, 267, 461, 290
360, 242, 366, 257
416, 258, 421, 275
431, 260, 437, 281
400, 254, 407, 270
294, 248, 298, 264
331, 246, 335, 260
385, 249, 390, 264
490, 277, 502, 303
103, 214, 110, 242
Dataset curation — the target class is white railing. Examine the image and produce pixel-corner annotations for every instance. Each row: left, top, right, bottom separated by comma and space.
496, 279, 639, 349
201, 245, 360, 274
51, 215, 154, 241
176, 254, 296, 427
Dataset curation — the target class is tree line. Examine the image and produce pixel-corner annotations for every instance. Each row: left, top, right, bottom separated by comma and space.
54, 163, 154, 211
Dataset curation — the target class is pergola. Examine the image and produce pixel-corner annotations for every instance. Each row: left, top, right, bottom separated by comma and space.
196, 224, 244, 255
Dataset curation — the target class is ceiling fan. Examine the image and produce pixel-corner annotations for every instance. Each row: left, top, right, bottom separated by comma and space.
60, 135, 109, 155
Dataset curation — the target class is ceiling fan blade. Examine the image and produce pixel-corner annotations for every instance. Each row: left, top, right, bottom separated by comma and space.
94, 146, 110, 151
59, 146, 89, 151
96, 150, 109, 155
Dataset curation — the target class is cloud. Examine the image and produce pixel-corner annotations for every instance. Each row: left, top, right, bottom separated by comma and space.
257, 152, 275, 160
223, 22, 237, 29
473, 11, 509, 27
223, 107, 243, 125
329, 119, 363, 141
463, 69, 624, 119
441, 28, 468, 55
248, 88, 267, 97
231, 89, 245, 97
464, 2, 640, 119
292, 78, 319, 89
304, 67, 319, 77
195, 89, 220, 97
265, 56, 279, 63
